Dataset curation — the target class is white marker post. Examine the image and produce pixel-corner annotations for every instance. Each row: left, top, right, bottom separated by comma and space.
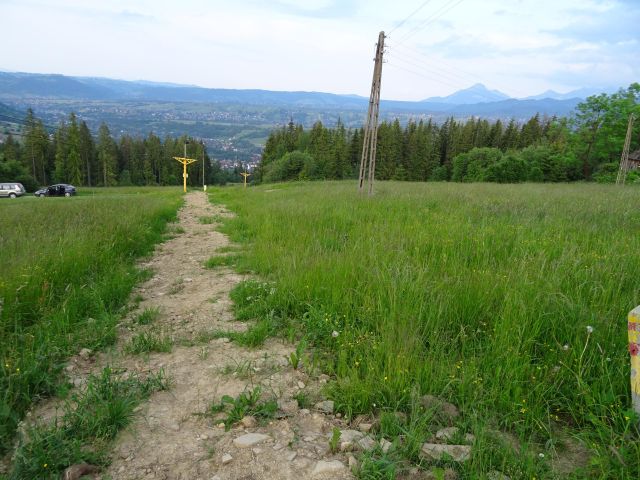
629, 306, 640, 419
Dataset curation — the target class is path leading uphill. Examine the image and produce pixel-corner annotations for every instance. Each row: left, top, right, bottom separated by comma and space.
98, 192, 357, 480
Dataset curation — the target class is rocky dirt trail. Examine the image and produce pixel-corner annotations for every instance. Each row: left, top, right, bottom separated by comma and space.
98, 193, 589, 480
94, 192, 360, 480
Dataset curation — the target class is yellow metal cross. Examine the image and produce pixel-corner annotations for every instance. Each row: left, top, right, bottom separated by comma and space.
173, 156, 198, 193
241, 172, 251, 188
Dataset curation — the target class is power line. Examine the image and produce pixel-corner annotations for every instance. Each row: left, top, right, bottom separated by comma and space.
387, 52, 470, 90
395, 0, 466, 47
387, 41, 532, 99
388, 0, 434, 35
385, 0, 535, 100
388, 43, 478, 84
387, 61, 469, 90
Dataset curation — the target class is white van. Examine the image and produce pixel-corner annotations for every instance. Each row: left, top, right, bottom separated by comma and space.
0, 183, 26, 198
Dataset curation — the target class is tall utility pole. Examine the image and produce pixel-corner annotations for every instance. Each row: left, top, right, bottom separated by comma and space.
616, 113, 636, 185
358, 31, 386, 195
201, 140, 206, 190
173, 141, 198, 193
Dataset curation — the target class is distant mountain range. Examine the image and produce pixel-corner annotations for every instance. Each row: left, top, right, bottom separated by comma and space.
0, 71, 614, 115
0, 71, 370, 107
421, 82, 616, 105
524, 87, 616, 101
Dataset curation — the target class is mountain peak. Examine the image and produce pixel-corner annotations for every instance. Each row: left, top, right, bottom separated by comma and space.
422, 84, 510, 105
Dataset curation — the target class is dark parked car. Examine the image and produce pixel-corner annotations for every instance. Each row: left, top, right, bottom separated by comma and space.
35, 184, 77, 197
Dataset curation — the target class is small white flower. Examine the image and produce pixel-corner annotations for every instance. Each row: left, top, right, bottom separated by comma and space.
331, 330, 339, 338
586, 326, 594, 334
563, 344, 569, 351
538, 453, 545, 458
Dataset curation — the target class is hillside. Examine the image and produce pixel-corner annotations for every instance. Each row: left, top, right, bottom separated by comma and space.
0, 71, 594, 163
0, 101, 27, 139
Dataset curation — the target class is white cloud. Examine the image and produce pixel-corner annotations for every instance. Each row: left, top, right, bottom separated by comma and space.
0, 0, 637, 100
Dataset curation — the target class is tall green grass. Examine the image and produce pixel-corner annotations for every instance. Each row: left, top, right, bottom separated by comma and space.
0, 187, 182, 453
210, 181, 640, 478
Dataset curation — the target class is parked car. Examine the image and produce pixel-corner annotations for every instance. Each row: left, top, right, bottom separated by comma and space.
34, 184, 77, 197
0, 182, 26, 198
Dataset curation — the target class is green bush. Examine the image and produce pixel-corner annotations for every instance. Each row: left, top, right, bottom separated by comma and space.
263, 151, 314, 183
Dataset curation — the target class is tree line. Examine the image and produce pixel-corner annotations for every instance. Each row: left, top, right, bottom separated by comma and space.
0, 110, 243, 191
256, 83, 640, 184
3, 84, 638, 189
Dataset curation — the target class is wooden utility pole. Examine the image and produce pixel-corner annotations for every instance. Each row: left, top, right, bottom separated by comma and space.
616, 113, 636, 185
202, 140, 206, 190
173, 142, 198, 193
358, 31, 386, 195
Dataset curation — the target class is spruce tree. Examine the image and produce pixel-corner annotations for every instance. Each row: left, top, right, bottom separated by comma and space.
53, 121, 68, 182
78, 121, 95, 186
66, 113, 83, 185
97, 123, 117, 186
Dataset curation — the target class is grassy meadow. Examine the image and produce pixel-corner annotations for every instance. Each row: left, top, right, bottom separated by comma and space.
211, 181, 640, 479
0, 187, 182, 455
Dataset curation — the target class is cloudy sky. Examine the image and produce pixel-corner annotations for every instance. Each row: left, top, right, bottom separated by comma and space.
0, 0, 638, 100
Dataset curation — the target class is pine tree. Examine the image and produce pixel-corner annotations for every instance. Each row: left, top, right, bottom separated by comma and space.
329, 119, 348, 179
519, 114, 542, 148
78, 121, 95, 186
66, 113, 83, 185
162, 136, 180, 185
308, 121, 331, 178
487, 119, 504, 148
404, 120, 419, 180
348, 128, 363, 176
501, 119, 520, 151
97, 123, 117, 186
53, 121, 68, 182
437, 117, 457, 176
145, 133, 163, 185
23, 109, 50, 184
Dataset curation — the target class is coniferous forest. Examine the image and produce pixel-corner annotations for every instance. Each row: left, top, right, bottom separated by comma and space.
0, 111, 238, 191
257, 83, 640, 184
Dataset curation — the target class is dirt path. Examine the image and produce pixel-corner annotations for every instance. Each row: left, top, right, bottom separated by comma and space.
92, 192, 357, 480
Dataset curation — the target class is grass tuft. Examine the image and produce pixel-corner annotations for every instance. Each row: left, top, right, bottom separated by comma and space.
135, 307, 161, 325
125, 331, 172, 354
198, 215, 218, 224
204, 255, 238, 269
9, 367, 168, 479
